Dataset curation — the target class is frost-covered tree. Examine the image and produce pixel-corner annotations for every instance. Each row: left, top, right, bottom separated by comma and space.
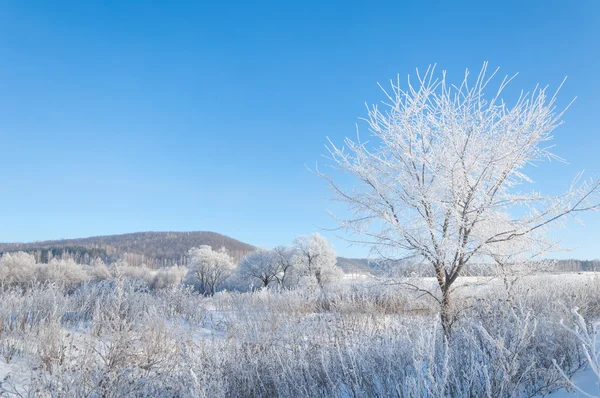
293, 233, 341, 287
318, 64, 600, 333
272, 245, 297, 287
185, 245, 235, 295
239, 249, 281, 288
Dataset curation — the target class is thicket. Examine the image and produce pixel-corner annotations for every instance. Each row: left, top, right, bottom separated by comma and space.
0, 253, 598, 397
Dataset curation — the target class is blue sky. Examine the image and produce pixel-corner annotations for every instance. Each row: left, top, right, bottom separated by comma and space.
1, 0, 599, 259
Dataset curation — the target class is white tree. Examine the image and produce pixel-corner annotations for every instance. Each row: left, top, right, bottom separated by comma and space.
318, 64, 600, 333
238, 249, 281, 288
185, 245, 235, 295
272, 245, 297, 287
293, 233, 341, 287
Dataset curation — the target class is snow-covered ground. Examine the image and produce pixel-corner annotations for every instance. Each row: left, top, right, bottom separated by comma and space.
0, 360, 29, 395
546, 323, 600, 398
550, 369, 599, 397
0, 272, 599, 396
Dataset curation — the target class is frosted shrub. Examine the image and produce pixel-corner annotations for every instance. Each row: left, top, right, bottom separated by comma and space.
0, 252, 36, 287
150, 266, 187, 290
88, 261, 111, 281
35, 322, 72, 371
109, 260, 155, 286
296, 274, 321, 295
0, 269, 598, 397
554, 308, 600, 397
0, 284, 66, 328
34, 258, 89, 289
30, 318, 185, 397
0, 253, 187, 293
0, 335, 22, 364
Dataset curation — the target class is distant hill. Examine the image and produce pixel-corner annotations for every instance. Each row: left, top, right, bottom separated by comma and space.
0, 231, 256, 267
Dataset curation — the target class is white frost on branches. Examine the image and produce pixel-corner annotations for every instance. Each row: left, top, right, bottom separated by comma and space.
318, 63, 600, 331
185, 245, 235, 295
239, 249, 282, 288
293, 233, 341, 287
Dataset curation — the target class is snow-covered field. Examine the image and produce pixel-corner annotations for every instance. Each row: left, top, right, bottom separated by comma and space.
0, 271, 598, 396
552, 367, 600, 397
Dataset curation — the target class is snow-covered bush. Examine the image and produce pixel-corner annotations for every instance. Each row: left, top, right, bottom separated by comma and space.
34, 258, 89, 289
88, 257, 112, 281
554, 308, 600, 397
109, 259, 155, 285
150, 265, 187, 290
0, 269, 598, 397
0, 252, 36, 287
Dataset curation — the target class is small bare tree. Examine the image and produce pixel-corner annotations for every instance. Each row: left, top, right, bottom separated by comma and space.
272, 245, 296, 287
318, 63, 599, 334
239, 249, 281, 288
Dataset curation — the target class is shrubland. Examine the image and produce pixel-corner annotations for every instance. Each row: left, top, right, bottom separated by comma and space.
0, 248, 599, 397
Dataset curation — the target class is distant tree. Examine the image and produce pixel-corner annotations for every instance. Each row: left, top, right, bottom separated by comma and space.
185, 245, 236, 295
293, 234, 341, 287
272, 245, 297, 287
318, 64, 600, 334
238, 249, 281, 288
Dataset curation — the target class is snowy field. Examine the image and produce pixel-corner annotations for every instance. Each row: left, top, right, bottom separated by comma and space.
0, 269, 598, 396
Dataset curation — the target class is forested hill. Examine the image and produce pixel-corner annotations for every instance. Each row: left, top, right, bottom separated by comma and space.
0, 231, 255, 267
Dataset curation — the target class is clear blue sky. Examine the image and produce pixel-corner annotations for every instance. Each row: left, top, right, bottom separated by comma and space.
1, 0, 599, 259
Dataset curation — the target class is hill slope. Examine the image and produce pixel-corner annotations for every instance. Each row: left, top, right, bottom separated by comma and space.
0, 231, 255, 267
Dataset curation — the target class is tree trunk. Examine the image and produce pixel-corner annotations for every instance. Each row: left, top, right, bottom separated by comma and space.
434, 262, 452, 336
440, 288, 452, 336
